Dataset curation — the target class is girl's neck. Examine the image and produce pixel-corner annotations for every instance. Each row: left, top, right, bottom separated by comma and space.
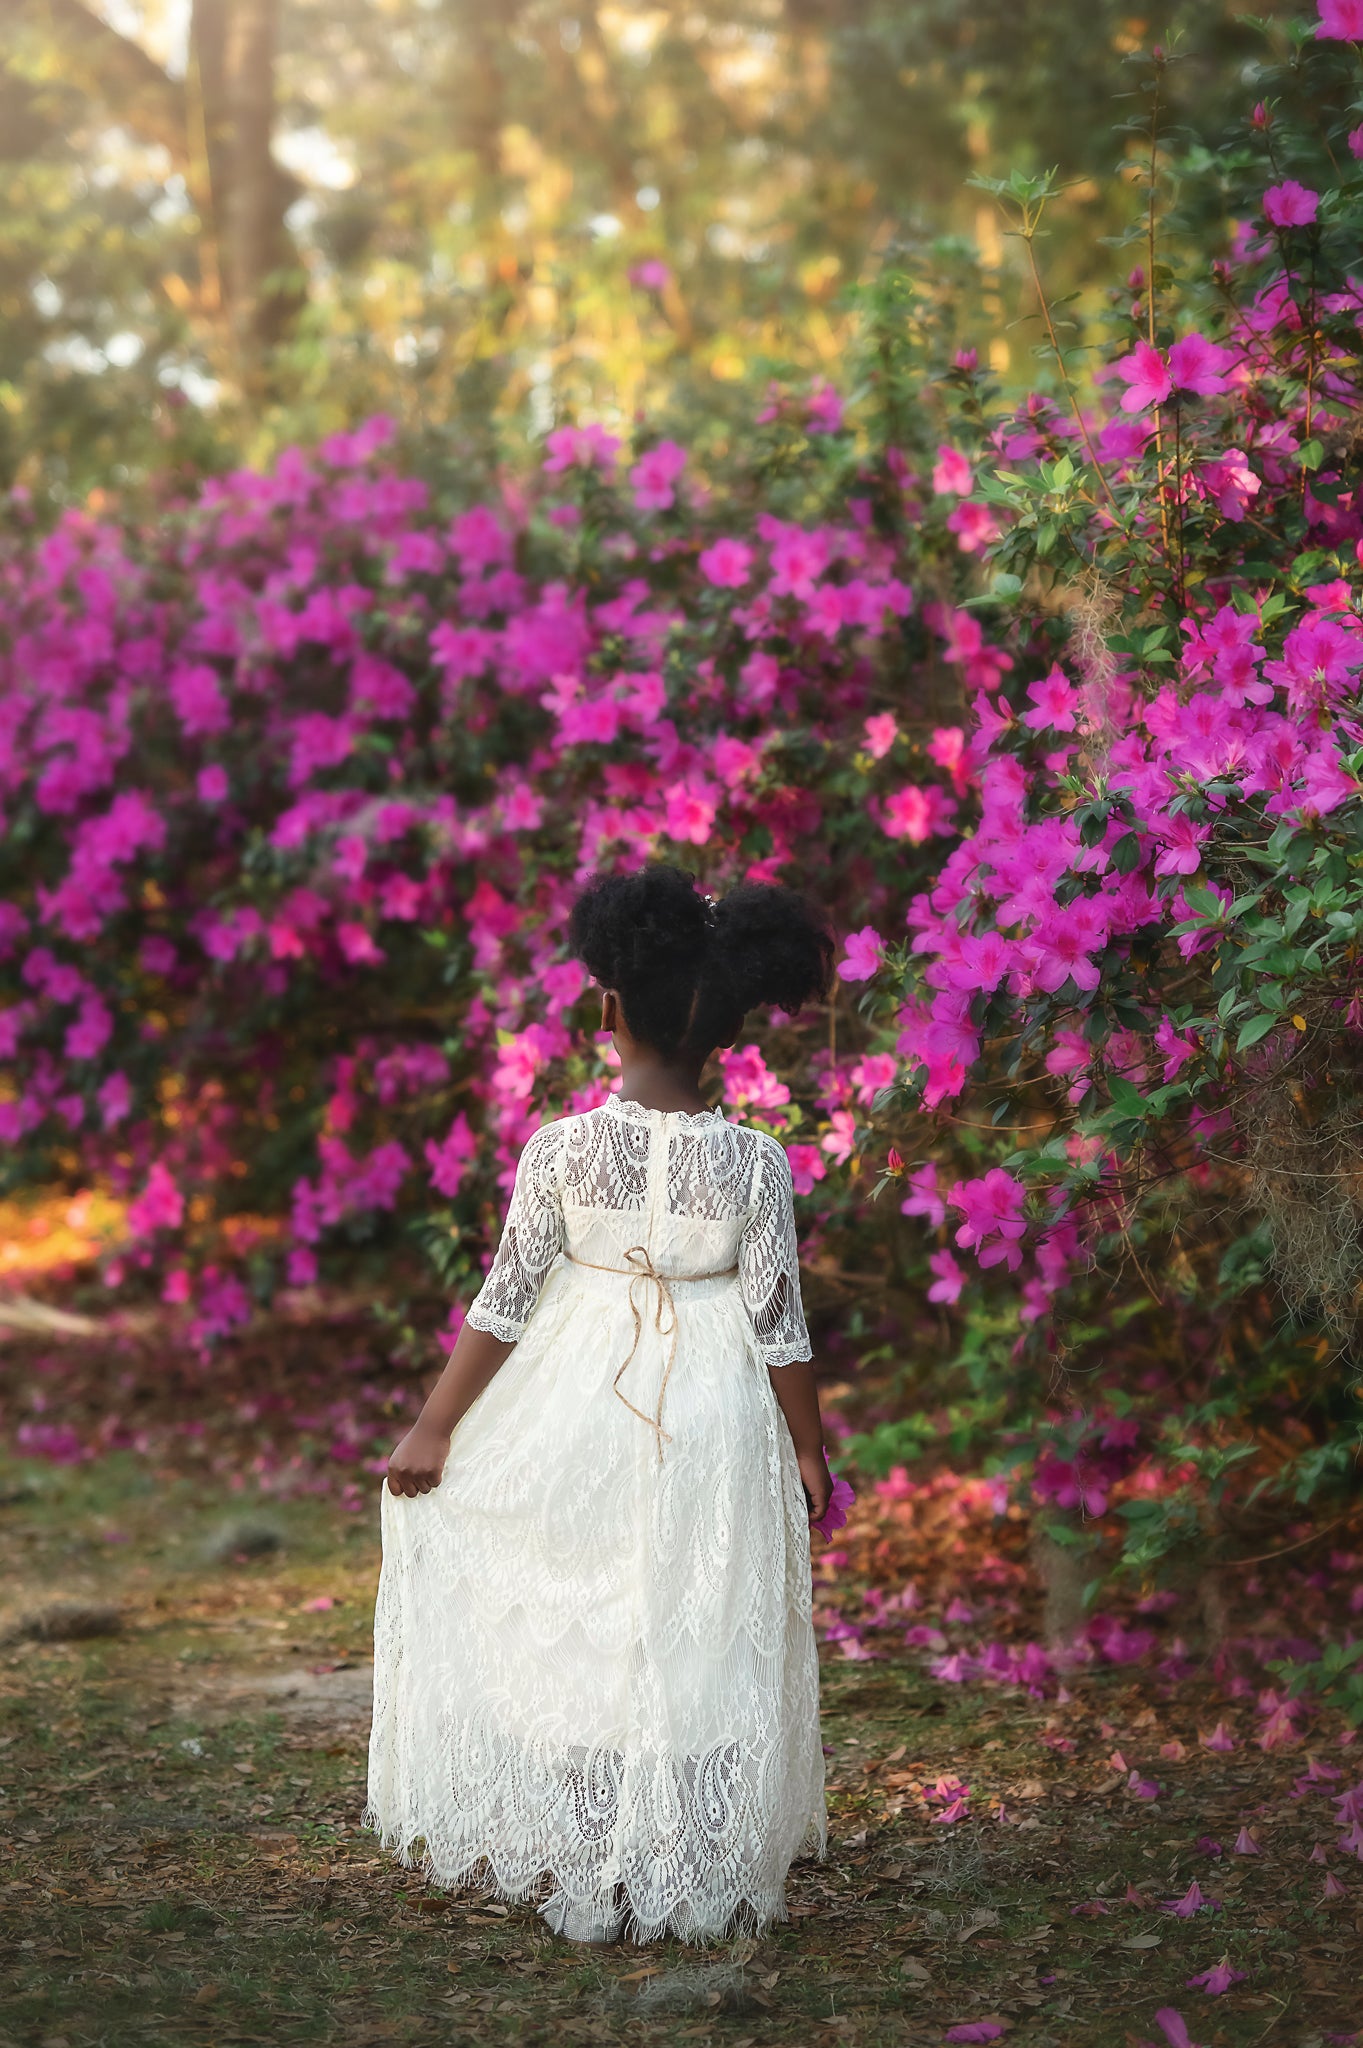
616, 1049, 712, 1115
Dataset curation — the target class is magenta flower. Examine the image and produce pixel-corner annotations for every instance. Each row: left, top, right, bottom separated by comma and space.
1162, 1879, 1216, 1917
629, 440, 687, 512
663, 778, 718, 845
1232, 1826, 1261, 1854
1200, 1721, 1237, 1753
126, 1162, 185, 1239
805, 382, 844, 434
698, 537, 753, 588
932, 445, 974, 495
787, 1143, 827, 1196
1263, 179, 1319, 226
1317, 0, 1363, 39
628, 257, 671, 289
541, 422, 621, 474
1113, 338, 1173, 412
949, 1168, 1027, 1269
1154, 2011, 1206, 2048
1186, 1961, 1246, 1997
927, 1249, 966, 1304
901, 1161, 947, 1227
1167, 332, 1236, 395
864, 711, 899, 758
944, 2024, 1008, 2043
812, 1471, 855, 1539
1022, 664, 1079, 732
837, 926, 883, 982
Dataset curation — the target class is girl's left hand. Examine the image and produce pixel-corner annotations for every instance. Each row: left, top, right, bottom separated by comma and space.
798, 1448, 833, 1529
386, 1423, 451, 1497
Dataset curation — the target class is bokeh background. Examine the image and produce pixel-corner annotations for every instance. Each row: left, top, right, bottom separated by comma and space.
5, 0, 1289, 491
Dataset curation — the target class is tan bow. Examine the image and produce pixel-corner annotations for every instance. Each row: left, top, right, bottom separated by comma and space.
565, 1246, 737, 1459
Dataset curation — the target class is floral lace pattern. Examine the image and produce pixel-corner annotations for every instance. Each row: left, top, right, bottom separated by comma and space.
365, 1095, 825, 1941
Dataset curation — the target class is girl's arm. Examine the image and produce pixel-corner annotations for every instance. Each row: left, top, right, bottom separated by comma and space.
386, 1324, 515, 1496
768, 1359, 833, 1526
387, 1120, 566, 1498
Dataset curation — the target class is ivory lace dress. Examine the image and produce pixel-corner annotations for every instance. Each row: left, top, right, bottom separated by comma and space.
364, 1093, 827, 1942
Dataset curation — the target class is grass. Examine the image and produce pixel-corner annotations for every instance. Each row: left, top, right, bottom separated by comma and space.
0, 1450, 1359, 2048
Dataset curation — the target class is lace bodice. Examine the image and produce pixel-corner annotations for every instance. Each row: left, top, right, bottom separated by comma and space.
465, 1094, 812, 1368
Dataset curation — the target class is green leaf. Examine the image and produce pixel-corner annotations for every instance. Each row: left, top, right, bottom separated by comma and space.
1234, 1012, 1280, 1052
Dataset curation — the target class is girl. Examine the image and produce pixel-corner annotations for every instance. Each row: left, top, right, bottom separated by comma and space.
365, 863, 834, 1944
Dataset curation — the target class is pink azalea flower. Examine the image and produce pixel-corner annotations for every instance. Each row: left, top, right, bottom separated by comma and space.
1022, 664, 1079, 732
424, 1112, 478, 1198
949, 1168, 1027, 1268
1162, 1879, 1215, 1917
698, 538, 753, 588
811, 1472, 855, 1539
1200, 1721, 1237, 1753
927, 1249, 967, 1304
1318, 0, 1363, 37
126, 1162, 185, 1239
197, 763, 229, 803
1233, 1826, 1260, 1854
1113, 338, 1174, 412
337, 923, 385, 967
1155, 1015, 1199, 1081
542, 423, 621, 474
1263, 180, 1319, 226
932, 445, 974, 495
629, 440, 687, 512
1168, 332, 1236, 395
944, 2024, 1008, 2043
902, 1162, 947, 1228
837, 926, 883, 982
882, 783, 956, 844
787, 1143, 827, 1196
864, 711, 899, 758
805, 382, 844, 434
1154, 2011, 1206, 2048
946, 501, 1001, 554
663, 778, 718, 845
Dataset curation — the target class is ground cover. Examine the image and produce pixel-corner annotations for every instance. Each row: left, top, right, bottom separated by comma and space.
2, 1402, 1359, 2048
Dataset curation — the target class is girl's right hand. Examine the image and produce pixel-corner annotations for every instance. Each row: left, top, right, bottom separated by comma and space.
798, 1447, 833, 1529
386, 1424, 451, 1498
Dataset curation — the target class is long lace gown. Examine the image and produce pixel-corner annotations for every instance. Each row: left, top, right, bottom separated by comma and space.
364, 1093, 827, 1941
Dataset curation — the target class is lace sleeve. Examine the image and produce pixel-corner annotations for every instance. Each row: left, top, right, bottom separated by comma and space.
464, 1121, 566, 1342
739, 1134, 812, 1369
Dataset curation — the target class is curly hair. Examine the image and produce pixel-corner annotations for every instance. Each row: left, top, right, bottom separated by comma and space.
567, 863, 834, 1060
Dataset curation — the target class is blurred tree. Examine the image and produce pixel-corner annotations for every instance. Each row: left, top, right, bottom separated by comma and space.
0, 0, 1293, 496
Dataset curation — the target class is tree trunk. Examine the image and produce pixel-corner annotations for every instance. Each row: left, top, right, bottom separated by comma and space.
220, 0, 297, 374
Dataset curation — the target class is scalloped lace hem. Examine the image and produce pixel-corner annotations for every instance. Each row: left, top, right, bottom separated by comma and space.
359, 1804, 827, 1945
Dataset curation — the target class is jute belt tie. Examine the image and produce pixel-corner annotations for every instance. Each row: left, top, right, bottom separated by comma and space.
564, 1247, 738, 1459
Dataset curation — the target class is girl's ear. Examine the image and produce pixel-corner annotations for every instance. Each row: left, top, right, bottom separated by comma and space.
600, 988, 619, 1034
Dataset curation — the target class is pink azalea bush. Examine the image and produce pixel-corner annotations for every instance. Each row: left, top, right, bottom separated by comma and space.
3, 9, 1363, 1650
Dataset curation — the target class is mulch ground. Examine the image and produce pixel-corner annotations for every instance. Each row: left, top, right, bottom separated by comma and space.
1, 1444, 1359, 2048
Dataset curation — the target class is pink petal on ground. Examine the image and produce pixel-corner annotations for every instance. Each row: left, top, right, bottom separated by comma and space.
1323, 1871, 1348, 1900
1200, 1721, 1236, 1752
1162, 1879, 1208, 1918
1233, 1827, 1261, 1854
1154, 2010, 1204, 2048
1186, 1960, 1246, 1995
300, 1595, 335, 1612
944, 2025, 1009, 2044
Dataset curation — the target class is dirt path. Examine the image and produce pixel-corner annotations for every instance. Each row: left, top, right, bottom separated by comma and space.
1, 1454, 1358, 2048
